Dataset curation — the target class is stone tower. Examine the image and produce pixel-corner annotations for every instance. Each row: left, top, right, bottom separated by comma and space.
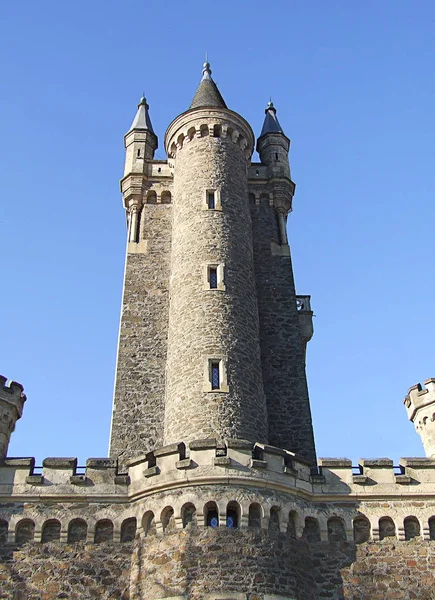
110, 62, 317, 465
4, 62, 435, 600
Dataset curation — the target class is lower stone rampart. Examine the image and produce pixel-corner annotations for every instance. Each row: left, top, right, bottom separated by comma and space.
2, 531, 435, 599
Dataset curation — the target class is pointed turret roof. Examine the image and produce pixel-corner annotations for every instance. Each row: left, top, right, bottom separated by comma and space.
128, 97, 155, 133
259, 101, 285, 137
190, 62, 227, 110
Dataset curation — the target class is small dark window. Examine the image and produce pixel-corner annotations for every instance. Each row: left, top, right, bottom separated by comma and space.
158, 167, 161, 173
256, 169, 259, 176
207, 510, 219, 527
275, 153, 278, 160
211, 362, 220, 390
207, 192, 215, 209
209, 268, 218, 289
137, 149, 141, 157
226, 508, 238, 528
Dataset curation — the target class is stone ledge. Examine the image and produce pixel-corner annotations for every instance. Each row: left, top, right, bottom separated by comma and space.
43, 458, 77, 469
176, 458, 193, 470
26, 475, 44, 485
86, 458, 117, 469
144, 466, 160, 478
214, 457, 231, 467
250, 459, 267, 469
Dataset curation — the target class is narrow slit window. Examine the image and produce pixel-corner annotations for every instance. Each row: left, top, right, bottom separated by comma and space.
137, 149, 141, 157
209, 267, 218, 289
211, 362, 220, 390
207, 191, 215, 209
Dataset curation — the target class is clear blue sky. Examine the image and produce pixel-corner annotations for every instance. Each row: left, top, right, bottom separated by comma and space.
1, 1, 434, 464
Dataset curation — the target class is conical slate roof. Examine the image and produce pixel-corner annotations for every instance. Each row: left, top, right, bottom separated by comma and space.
259, 101, 285, 137
128, 97, 155, 133
190, 62, 227, 110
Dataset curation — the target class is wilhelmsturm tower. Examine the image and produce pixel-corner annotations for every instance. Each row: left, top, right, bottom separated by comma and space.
2, 63, 435, 600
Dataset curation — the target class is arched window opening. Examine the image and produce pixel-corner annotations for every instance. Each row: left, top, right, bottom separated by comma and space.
187, 127, 196, 141
147, 190, 157, 204
429, 516, 435, 540
205, 502, 219, 528
226, 502, 240, 528
287, 511, 297, 538
41, 519, 61, 543
226, 127, 234, 141
303, 517, 320, 543
213, 124, 222, 138
248, 503, 262, 528
177, 133, 184, 149
142, 511, 156, 537
0, 519, 8, 545
94, 519, 114, 543
200, 124, 209, 138
268, 507, 280, 532
182, 503, 197, 529
161, 507, 175, 532
161, 190, 171, 204
170, 142, 177, 157
327, 517, 346, 542
120, 517, 137, 542
67, 519, 87, 543
379, 517, 396, 540
404, 516, 421, 541
15, 519, 35, 544
353, 516, 370, 544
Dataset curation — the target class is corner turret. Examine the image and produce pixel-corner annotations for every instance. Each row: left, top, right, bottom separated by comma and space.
0, 375, 26, 458
404, 378, 435, 456
124, 96, 158, 175
256, 101, 291, 180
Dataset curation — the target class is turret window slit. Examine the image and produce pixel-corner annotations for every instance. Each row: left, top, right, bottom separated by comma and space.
209, 267, 218, 289
207, 191, 215, 209
211, 362, 220, 390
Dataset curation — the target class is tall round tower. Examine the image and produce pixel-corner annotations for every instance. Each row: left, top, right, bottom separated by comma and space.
163, 63, 268, 446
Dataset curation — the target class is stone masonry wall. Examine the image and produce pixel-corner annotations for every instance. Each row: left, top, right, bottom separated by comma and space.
110, 202, 172, 461
0, 542, 132, 599
2, 523, 435, 598
163, 115, 268, 446
250, 194, 317, 464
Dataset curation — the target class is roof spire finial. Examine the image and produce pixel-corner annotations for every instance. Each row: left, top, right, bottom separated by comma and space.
202, 59, 212, 80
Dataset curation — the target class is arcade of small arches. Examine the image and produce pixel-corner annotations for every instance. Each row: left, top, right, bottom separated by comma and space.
2, 503, 435, 546
168, 121, 252, 161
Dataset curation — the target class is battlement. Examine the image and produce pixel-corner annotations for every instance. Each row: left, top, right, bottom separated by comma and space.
3, 440, 435, 503
404, 378, 435, 421
0, 375, 26, 405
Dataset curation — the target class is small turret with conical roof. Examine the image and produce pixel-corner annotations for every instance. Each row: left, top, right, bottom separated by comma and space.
257, 101, 291, 180
124, 96, 158, 176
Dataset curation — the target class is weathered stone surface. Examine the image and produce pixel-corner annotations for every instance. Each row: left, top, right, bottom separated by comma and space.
110, 201, 172, 461
163, 111, 268, 447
